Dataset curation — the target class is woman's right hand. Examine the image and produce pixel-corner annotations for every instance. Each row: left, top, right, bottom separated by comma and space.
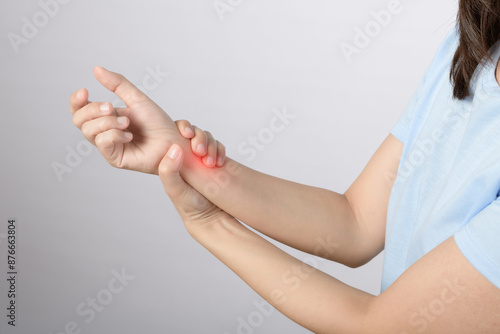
174, 120, 226, 168
71, 66, 186, 175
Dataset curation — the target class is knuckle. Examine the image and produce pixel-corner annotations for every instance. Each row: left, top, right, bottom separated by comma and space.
98, 118, 109, 132
96, 131, 109, 146
81, 124, 90, 137
159, 164, 169, 176
94, 133, 103, 146
197, 130, 207, 140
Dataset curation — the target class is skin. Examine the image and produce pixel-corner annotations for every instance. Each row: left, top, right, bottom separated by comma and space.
71, 66, 500, 333
496, 56, 500, 87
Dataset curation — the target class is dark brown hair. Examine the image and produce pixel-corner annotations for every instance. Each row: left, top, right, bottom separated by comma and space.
450, 0, 500, 100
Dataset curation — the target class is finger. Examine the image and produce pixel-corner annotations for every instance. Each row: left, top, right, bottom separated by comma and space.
191, 125, 208, 156
70, 88, 89, 115
73, 102, 114, 129
175, 120, 195, 139
202, 131, 217, 168
95, 129, 133, 161
159, 146, 212, 216
216, 140, 226, 167
93, 66, 149, 107
158, 144, 188, 201
81, 115, 130, 145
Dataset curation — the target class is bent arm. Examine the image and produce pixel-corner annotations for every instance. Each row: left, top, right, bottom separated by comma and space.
72, 67, 401, 267
179, 134, 403, 267
188, 217, 500, 334
188, 216, 374, 334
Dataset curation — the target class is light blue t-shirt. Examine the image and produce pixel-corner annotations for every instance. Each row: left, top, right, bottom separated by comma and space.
382, 26, 500, 292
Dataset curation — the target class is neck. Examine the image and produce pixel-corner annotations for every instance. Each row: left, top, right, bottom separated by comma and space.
496, 57, 500, 87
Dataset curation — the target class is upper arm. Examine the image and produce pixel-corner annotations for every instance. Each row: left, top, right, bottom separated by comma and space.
344, 133, 403, 266
365, 236, 500, 333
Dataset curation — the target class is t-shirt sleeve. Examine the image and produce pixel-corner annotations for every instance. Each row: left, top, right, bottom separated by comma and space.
390, 27, 459, 145
454, 198, 500, 289
390, 68, 430, 144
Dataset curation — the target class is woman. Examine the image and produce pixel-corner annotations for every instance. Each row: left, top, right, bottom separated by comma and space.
69, 1, 500, 332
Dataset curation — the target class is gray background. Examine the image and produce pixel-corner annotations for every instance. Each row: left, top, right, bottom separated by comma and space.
0, 0, 457, 333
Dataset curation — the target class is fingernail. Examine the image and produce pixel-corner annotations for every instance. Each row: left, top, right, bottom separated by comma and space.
100, 103, 110, 114
206, 156, 214, 166
124, 132, 133, 140
117, 116, 127, 125
197, 144, 206, 154
185, 127, 194, 137
217, 156, 224, 166
168, 145, 180, 160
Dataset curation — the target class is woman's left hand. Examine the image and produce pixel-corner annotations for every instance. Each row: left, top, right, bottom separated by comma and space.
158, 144, 231, 231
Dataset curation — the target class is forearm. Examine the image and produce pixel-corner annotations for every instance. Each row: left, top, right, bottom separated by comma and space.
188, 217, 374, 334
179, 148, 363, 266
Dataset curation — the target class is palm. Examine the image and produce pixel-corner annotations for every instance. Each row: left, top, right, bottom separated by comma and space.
94, 67, 184, 175
157, 145, 233, 232
113, 99, 181, 174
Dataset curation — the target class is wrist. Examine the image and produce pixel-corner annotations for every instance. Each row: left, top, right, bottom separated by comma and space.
185, 214, 244, 245
151, 136, 192, 176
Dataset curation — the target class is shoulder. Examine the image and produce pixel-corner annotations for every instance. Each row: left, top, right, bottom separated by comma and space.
424, 26, 460, 84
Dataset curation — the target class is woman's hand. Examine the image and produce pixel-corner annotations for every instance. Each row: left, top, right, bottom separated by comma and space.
70, 66, 185, 175
159, 143, 231, 231
175, 120, 226, 168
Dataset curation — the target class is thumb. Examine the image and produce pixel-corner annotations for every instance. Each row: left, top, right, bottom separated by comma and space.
93, 66, 149, 107
159, 144, 188, 201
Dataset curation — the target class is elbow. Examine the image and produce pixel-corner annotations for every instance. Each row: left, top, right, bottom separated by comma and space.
344, 260, 367, 269
341, 254, 377, 269
330, 236, 383, 268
